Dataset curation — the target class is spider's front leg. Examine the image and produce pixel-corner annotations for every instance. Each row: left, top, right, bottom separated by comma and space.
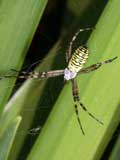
79, 56, 117, 74
66, 27, 94, 62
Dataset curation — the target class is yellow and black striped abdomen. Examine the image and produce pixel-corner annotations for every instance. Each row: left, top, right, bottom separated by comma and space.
68, 46, 88, 73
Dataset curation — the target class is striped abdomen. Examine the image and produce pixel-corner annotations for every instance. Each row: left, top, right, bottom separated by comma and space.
68, 46, 88, 73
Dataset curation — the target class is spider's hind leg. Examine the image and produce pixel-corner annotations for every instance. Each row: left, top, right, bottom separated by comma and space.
79, 101, 104, 125
74, 102, 85, 135
72, 79, 85, 135
71, 79, 103, 134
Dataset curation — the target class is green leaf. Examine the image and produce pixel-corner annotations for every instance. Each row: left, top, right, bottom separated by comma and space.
0, 0, 48, 159
0, 0, 48, 114
0, 116, 21, 160
27, 0, 120, 159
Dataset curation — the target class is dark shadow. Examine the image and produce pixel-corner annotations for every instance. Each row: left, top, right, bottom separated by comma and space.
101, 123, 120, 160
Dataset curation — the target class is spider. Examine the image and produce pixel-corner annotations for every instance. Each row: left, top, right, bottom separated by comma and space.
3, 28, 117, 135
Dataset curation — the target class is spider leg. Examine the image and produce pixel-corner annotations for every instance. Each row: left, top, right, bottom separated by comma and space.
66, 27, 94, 62
11, 59, 41, 74
71, 78, 85, 135
0, 69, 19, 80
19, 70, 64, 79
10, 69, 21, 73
26, 59, 42, 72
71, 79, 103, 134
0, 69, 64, 80
10, 69, 29, 79
79, 102, 103, 125
79, 56, 117, 74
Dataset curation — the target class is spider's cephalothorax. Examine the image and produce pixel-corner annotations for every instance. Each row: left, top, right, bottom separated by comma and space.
1, 27, 117, 135
64, 46, 88, 80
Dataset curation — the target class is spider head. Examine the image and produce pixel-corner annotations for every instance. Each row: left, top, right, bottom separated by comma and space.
64, 68, 77, 80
